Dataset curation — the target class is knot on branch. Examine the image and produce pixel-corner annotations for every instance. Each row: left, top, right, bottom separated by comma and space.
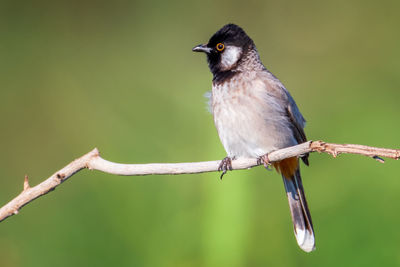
310, 140, 339, 157
56, 173, 66, 180
86, 148, 100, 170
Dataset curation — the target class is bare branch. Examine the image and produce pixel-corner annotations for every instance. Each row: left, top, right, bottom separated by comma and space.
0, 140, 399, 223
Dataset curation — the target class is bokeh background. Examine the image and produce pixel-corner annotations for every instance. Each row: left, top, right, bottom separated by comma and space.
1, 0, 400, 266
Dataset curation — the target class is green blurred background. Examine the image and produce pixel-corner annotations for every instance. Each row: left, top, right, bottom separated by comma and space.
1, 0, 399, 266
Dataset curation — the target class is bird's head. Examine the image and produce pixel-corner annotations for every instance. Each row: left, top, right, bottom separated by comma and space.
193, 24, 256, 80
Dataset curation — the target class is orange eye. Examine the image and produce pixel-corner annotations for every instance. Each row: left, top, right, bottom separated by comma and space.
216, 43, 225, 51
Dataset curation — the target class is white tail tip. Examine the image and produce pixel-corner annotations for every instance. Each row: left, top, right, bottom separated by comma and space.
295, 228, 315, 252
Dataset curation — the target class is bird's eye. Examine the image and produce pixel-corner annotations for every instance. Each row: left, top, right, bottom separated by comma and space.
216, 43, 225, 52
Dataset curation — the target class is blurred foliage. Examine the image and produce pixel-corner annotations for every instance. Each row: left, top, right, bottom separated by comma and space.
0, 0, 400, 266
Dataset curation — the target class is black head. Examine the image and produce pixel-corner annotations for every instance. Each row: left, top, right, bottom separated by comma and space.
193, 24, 256, 81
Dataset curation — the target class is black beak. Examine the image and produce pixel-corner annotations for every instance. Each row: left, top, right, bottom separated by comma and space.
192, 44, 212, 54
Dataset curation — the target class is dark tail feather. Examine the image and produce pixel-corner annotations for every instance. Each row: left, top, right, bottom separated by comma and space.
282, 168, 315, 252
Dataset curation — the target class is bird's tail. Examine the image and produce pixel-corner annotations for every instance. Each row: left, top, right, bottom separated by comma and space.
274, 158, 315, 252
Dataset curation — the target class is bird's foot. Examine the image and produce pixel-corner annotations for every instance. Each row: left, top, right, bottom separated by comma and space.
258, 154, 272, 171
218, 156, 233, 180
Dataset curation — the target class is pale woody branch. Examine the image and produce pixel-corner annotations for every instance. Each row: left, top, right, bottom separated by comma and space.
0, 140, 399, 223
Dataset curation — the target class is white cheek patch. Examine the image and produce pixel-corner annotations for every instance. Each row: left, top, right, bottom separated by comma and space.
220, 46, 242, 71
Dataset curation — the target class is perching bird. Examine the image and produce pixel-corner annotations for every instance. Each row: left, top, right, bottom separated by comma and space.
193, 24, 315, 252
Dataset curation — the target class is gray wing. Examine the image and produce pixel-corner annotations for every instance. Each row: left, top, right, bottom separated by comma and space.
262, 70, 307, 136
284, 90, 309, 165
286, 90, 306, 130
286, 94, 307, 143
266, 73, 308, 164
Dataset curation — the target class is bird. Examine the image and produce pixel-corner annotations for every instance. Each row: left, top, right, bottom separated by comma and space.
192, 24, 315, 252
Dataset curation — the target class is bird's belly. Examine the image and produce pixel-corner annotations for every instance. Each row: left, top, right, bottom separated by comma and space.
212, 85, 295, 158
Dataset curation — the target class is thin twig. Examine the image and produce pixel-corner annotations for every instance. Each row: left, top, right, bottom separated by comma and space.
0, 140, 398, 223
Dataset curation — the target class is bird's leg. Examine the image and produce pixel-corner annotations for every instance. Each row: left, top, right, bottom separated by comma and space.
218, 156, 233, 180
258, 154, 272, 171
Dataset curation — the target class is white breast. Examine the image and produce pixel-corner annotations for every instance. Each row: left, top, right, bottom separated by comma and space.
211, 74, 296, 158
